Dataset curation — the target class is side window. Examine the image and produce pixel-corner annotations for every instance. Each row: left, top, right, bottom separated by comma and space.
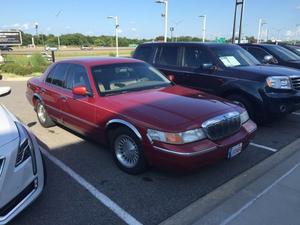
155, 46, 179, 66
51, 63, 69, 87
65, 64, 92, 92
134, 46, 153, 63
45, 65, 56, 83
183, 47, 213, 69
246, 47, 269, 63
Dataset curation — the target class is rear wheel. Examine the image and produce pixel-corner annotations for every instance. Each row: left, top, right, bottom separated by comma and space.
110, 127, 147, 174
36, 100, 55, 128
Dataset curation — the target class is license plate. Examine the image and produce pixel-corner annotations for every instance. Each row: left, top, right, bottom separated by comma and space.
227, 143, 243, 159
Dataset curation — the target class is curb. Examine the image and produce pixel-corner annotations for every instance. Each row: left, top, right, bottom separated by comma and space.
1, 76, 33, 81
159, 138, 300, 225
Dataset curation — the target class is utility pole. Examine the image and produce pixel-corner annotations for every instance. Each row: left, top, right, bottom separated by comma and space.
232, 0, 245, 44
199, 15, 206, 42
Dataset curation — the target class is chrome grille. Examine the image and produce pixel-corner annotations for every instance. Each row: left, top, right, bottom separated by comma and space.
202, 112, 241, 141
291, 76, 300, 90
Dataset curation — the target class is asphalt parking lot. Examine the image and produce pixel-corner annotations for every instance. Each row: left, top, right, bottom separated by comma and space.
1, 81, 300, 225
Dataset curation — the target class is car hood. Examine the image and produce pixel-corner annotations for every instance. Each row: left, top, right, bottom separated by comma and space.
228, 65, 300, 81
104, 85, 241, 131
286, 61, 300, 69
0, 105, 18, 148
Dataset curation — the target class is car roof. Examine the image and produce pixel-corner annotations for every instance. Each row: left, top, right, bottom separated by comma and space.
138, 42, 237, 48
55, 57, 143, 67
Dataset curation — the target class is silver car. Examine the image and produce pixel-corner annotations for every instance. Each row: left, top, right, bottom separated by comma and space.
0, 87, 45, 224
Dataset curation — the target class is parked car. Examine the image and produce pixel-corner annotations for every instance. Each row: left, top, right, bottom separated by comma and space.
26, 57, 256, 174
0, 46, 13, 52
240, 43, 300, 69
80, 45, 93, 50
133, 42, 300, 123
0, 86, 45, 224
279, 44, 300, 57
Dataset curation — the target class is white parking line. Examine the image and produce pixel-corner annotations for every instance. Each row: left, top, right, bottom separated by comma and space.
221, 162, 300, 225
292, 112, 300, 116
250, 143, 278, 152
40, 147, 143, 225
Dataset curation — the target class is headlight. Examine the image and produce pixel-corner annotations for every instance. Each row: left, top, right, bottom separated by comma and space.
266, 76, 292, 89
240, 111, 249, 124
15, 122, 37, 174
147, 128, 206, 145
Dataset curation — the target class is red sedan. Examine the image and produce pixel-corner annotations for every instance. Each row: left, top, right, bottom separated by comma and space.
26, 57, 257, 174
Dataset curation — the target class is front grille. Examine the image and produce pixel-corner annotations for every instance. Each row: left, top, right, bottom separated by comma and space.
0, 158, 4, 176
0, 179, 37, 218
291, 76, 300, 90
202, 112, 241, 141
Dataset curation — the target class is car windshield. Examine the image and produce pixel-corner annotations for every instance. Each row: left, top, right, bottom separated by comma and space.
265, 45, 300, 61
91, 62, 171, 95
210, 45, 260, 67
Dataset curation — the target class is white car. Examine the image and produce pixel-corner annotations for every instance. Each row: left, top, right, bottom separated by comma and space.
0, 87, 45, 224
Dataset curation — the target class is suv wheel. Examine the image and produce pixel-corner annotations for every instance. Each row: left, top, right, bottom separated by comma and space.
110, 127, 147, 174
36, 100, 55, 128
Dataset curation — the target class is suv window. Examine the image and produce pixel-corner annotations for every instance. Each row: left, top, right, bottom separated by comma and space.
246, 47, 269, 62
183, 46, 213, 68
51, 63, 69, 87
134, 46, 153, 63
155, 46, 179, 66
65, 64, 92, 92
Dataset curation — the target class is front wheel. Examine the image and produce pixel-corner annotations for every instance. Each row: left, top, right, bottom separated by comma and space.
110, 127, 147, 174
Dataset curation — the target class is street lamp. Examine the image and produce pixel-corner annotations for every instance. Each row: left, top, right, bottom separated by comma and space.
155, 0, 168, 42
257, 19, 266, 43
199, 15, 206, 42
295, 24, 300, 44
56, 10, 63, 49
107, 16, 119, 57
34, 22, 39, 48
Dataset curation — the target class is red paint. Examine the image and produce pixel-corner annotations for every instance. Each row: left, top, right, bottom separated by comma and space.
26, 57, 256, 170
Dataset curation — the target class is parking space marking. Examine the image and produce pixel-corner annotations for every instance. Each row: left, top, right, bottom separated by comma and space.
250, 143, 278, 152
220, 162, 300, 225
292, 112, 300, 116
40, 147, 142, 225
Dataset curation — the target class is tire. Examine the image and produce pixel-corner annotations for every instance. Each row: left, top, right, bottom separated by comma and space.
110, 127, 147, 174
226, 95, 257, 121
36, 100, 55, 128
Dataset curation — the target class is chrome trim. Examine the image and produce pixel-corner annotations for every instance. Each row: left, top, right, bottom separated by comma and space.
0, 179, 38, 222
106, 119, 142, 140
202, 111, 240, 128
0, 157, 5, 177
153, 146, 217, 156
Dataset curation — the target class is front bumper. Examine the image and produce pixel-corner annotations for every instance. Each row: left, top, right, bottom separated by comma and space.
144, 120, 257, 170
263, 90, 300, 114
0, 128, 44, 225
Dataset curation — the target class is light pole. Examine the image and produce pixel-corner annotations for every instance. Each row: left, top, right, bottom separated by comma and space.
170, 27, 174, 42
107, 16, 119, 57
257, 19, 266, 43
156, 0, 168, 42
56, 10, 62, 49
199, 15, 206, 42
34, 22, 38, 47
295, 24, 300, 44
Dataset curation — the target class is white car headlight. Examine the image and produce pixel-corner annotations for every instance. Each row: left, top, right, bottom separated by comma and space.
147, 128, 206, 145
266, 76, 292, 89
240, 110, 249, 124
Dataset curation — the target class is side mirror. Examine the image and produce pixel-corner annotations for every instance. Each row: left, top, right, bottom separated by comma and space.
72, 86, 90, 96
167, 74, 175, 82
0, 87, 11, 97
201, 63, 218, 72
263, 55, 277, 64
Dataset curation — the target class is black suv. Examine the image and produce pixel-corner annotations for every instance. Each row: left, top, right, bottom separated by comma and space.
240, 43, 300, 69
133, 42, 300, 122
279, 44, 300, 57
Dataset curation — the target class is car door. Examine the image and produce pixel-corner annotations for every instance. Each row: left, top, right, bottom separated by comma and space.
178, 45, 223, 93
60, 63, 97, 136
42, 63, 69, 122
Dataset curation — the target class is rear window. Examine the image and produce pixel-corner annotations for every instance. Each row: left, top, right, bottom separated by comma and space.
155, 46, 179, 66
134, 46, 153, 63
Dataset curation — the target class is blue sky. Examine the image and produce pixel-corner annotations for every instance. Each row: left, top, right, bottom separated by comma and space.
1, 0, 300, 40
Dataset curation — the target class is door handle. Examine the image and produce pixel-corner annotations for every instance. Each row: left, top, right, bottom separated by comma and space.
60, 96, 67, 102
40, 88, 46, 93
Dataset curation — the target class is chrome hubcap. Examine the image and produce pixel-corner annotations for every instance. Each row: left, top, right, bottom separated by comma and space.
114, 135, 139, 168
37, 104, 46, 123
